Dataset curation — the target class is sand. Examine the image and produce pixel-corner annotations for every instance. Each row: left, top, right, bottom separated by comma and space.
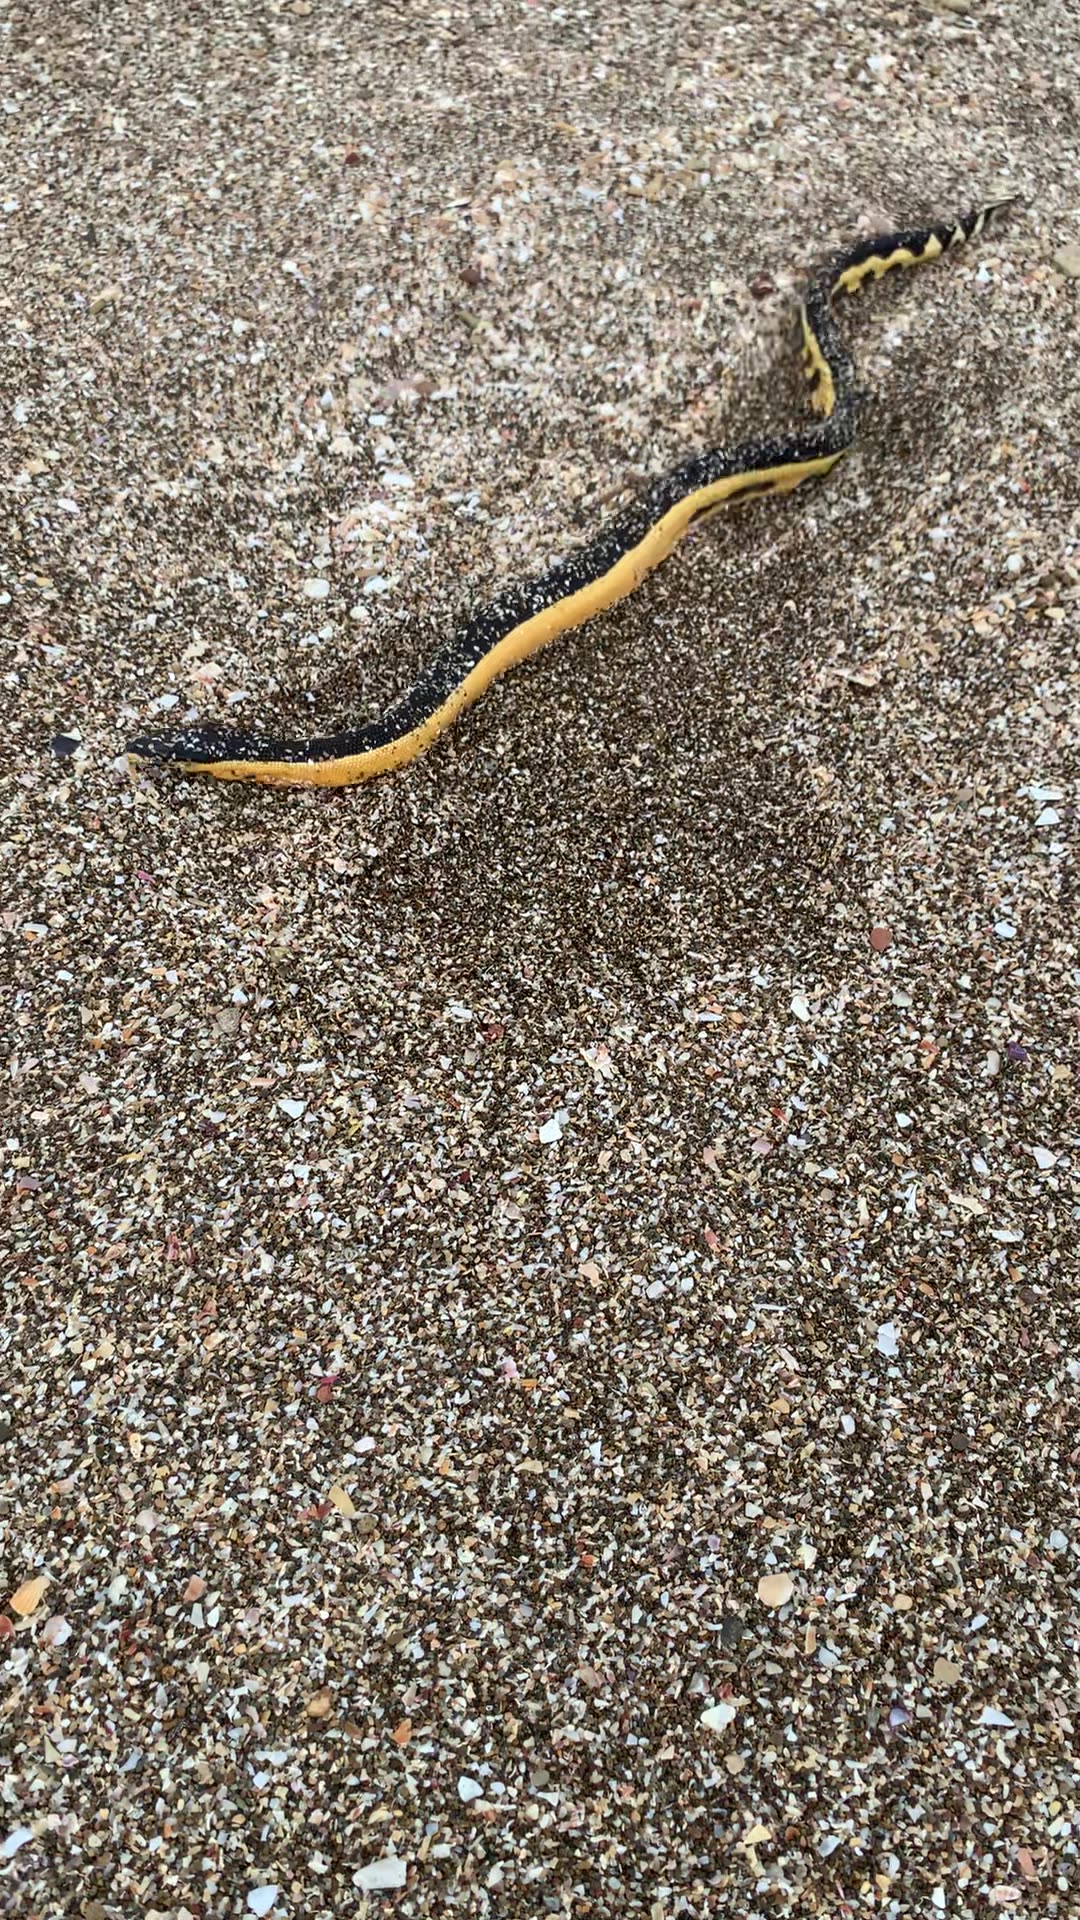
2, 1, 1078, 1914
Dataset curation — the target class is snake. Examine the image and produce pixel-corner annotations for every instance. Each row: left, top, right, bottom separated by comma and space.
128, 198, 1013, 788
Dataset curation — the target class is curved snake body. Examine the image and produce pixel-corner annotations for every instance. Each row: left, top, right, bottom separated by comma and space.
128, 201, 1012, 788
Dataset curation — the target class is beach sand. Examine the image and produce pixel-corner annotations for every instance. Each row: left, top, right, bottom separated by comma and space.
3, 2, 1078, 1913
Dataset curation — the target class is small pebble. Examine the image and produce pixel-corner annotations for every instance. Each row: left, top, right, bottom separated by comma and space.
356, 1857, 408, 1892
719, 1613, 747, 1648
700, 1701, 738, 1733
757, 1573, 794, 1609
9, 1577, 48, 1617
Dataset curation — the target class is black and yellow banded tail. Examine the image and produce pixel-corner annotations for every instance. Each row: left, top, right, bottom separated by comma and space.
128, 197, 1015, 789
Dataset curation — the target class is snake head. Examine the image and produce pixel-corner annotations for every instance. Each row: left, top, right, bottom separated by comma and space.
127, 722, 261, 768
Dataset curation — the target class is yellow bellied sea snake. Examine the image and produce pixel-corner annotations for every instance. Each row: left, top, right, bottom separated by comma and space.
128, 199, 1013, 788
